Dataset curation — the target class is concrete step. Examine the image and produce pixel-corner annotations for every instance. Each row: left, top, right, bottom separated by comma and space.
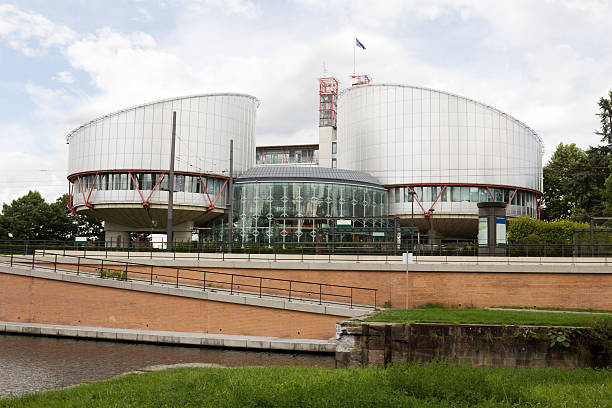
0, 321, 336, 353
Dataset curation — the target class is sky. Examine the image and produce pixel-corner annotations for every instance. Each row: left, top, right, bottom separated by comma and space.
0, 0, 611, 207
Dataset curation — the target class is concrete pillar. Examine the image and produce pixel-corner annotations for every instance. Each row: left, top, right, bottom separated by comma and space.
318, 127, 337, 168
477, 202, 507, 256
104, 222, 130, 248
170, 221, 194, 245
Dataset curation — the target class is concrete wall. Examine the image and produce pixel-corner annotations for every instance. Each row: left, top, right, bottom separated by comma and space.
0, 272, 343, 340
335, 321, 609, 368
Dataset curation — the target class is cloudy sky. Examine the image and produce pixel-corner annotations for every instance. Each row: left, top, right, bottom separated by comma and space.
0, 0, 611, 206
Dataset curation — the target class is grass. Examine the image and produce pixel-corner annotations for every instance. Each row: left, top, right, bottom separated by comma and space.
1, 363, 610, 407
366, 308, 612, 327
97, 267, 127, 280
491, 305, 612, 314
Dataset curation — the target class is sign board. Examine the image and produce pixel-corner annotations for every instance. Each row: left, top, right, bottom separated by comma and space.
75, 236, 88, 246
372, 231, 385, 237
496, 217, 506, 247
336, 219, 352, 227
478, 217, 487, 245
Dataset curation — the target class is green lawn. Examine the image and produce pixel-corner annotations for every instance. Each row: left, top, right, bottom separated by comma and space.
492, 305, 612, 314
366, 308, 612, 327
1, 363, 610, 408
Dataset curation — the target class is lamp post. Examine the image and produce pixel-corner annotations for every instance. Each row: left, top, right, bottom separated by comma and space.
410, 190, 416, 251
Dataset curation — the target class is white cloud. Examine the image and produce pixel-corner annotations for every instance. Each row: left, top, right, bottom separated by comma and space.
185, 0, 259, 18
135, 7, 153, 22
1, 0, 612, 207
53, 71, 75, 84
0, 3, 76, 56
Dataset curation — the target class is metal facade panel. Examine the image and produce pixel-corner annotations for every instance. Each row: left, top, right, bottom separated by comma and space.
67, 94, 259, 178
337, 84, 543, 193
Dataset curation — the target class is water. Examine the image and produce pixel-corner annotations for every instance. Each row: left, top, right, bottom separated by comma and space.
0, 334, 334, 398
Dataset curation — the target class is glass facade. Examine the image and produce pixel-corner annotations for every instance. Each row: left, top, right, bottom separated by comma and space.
256, 145, 319, 165
71, 172, 227, 205
233, 181, 387, 246
391, 185, 538, 217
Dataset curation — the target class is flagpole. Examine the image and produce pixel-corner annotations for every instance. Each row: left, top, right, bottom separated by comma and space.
353, 37, 356, 76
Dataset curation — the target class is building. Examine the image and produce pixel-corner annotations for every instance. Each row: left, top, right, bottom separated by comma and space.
67, 93, 259, 246
256, 144, 319, 166
232, 166, 389, 247
337, 84, 543, 240
67, 80, 543, 246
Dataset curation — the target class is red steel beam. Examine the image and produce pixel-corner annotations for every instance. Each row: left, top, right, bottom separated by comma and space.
143, 173, 166, 208
406, 186, 426, 213
198, 175, 214, 207
506, 189, 518, 210
429, 185, 448, 210
128, 172, 147, 207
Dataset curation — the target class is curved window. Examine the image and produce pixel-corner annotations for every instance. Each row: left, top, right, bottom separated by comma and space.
70, 172, 228, 203
233, 181, 388, 246
391, 185, 538, 216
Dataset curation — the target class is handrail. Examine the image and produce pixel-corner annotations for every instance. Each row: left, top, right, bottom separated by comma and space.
0, 252, 378, 310
3, 238, 612, 258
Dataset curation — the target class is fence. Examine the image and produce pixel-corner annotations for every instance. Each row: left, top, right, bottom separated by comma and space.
2, 239, 612, 258
0, 251, 377, 309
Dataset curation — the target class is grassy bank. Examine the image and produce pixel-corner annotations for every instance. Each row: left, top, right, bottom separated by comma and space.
367, 308, 612, 327
1, 363, 610, 407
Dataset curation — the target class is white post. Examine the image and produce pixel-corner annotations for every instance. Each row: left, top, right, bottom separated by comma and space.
404, 252, 414, 309
353, 37, 356, 75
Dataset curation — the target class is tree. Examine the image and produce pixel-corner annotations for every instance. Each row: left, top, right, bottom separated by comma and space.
571, 145, 610, 222
50, 194, 103, 240
541, 143, 586, 221
596, 90, 612, 144
0, 191, 103, 241
0, 191, 55, 240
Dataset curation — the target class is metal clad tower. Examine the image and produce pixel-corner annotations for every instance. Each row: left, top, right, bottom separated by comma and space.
67, 93, 259, 246
337, 84, 544, 240
318, 77, 338, 168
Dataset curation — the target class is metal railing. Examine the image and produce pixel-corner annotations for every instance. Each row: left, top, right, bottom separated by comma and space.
0, 251, 377, 310
2, 239, 612, 260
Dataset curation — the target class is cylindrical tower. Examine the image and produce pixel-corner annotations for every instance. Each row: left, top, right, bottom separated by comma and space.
337, 84, 543, 240
67, 93, 259, 244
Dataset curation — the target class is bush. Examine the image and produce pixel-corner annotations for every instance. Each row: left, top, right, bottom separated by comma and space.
98, 267, 127, 281
507, 216, 589, 244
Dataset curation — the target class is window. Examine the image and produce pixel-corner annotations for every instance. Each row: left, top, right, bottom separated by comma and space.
332, 158, 337, 168
332, 142, 337, 154
470, 187, 479, 202
404, 187, 412, 202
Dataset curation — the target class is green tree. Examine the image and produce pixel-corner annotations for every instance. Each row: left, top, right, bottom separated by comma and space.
596, 90, 612, 144
571, 145, 610, 222
542, 143, 586, 221
50, 194, 103, 240
597, 90, 612, 216
0, 191, 55, 240
0, 191, 103, 241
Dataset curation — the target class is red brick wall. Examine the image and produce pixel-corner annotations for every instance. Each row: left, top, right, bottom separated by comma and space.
49, 262, 612, 310
0, 273, 342, 339
196, 268, 612, 310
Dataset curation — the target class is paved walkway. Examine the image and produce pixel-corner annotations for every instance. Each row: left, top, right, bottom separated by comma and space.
0, 321, 337, 353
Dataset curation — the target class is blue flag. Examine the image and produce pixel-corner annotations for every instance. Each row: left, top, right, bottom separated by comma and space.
356, 38, 366, 50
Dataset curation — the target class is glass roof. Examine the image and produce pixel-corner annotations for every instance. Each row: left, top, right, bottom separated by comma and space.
236, 166, 384, 188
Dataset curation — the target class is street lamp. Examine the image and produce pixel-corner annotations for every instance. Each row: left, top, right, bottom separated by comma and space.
410, 190, 417, 251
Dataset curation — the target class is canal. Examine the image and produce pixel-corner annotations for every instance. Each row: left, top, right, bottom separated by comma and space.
0, 334, 334, 398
